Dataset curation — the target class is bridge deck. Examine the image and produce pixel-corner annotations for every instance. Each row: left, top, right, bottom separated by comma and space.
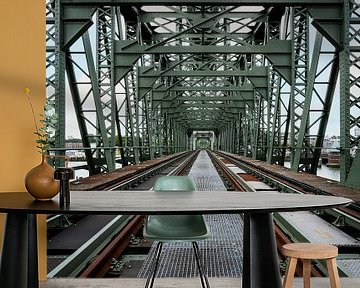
223, 152, 360, 205
138, 150, 244, 278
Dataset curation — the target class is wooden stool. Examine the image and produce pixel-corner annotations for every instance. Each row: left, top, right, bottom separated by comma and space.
282, 243, 341, 288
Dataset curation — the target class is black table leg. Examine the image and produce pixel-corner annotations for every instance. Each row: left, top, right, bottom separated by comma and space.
0, 213, 39, 288
0, 213, 29, 288
28, 214, 39, 288
243, 213, 282, 288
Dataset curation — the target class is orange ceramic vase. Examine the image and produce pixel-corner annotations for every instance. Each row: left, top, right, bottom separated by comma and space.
25, 154, 60, 201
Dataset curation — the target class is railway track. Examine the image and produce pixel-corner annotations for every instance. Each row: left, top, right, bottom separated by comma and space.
47, 151, 199, 278
213, 151, 360, 229
208, 150, 360, 277
47, 149, 360, 279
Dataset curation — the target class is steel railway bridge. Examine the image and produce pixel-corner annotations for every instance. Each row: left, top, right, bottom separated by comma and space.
46, 0, 360, 188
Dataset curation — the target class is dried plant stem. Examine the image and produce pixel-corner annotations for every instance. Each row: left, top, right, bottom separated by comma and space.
24, 90, 44, 154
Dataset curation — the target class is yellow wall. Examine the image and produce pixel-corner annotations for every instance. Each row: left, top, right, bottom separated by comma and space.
0, 0, 47, 280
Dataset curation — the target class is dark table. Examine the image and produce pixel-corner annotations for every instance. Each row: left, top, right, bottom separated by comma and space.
0, 191, 352, 288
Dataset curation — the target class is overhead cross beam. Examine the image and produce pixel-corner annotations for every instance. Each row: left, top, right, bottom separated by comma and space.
49, 1, 360, 189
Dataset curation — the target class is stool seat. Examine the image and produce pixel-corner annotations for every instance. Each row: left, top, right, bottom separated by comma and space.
282, 243, 341, 288
282, 243, 338, 260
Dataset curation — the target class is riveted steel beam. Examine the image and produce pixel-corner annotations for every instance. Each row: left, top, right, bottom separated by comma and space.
115, 39, 290, 55
61, 5, 96, 50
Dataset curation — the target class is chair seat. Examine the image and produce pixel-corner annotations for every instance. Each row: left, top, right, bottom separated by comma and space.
143, 214, 210, 241
282, 243, 338, 260
143, 176, 210, 288
282, 243, 340, 288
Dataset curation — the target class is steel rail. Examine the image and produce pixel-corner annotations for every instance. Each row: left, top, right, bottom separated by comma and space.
79, 216, 144, 277
206, 150, 345, 277
216, 151, 360, 224
49, 151, 199, 278
106, 151, 195, 190
48, 215, 134, 277
77, 151, 199, 277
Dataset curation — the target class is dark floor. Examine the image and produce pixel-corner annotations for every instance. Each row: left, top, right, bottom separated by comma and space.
41, 277, 360, 288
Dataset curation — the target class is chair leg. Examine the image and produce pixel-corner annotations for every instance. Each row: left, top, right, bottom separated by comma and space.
192, 242, 210, 288
302, 259, 311, 288
283, 257, 297, 288
326, 258, 341, 288
145, 242, 163, 288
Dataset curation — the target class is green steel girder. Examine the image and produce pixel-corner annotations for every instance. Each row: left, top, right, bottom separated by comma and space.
155, 96, 253, 102
168, 103, 242, 109
48, 1, 360, 185
114, 41, 142, 83
65, 49, 98, 174
62, 5, 96, 50
182, 119, 229, 124
165, 107, 244, 115
53, 0, 67, 161
47, 0, 65, 156
138, 11, 267, 23
153, 86, 254, 92
289, 7, 310, 171
342, 0, 360, 186
170, 116, 237, 125
153, 84, 256, 100
139, 67, 268, 105
83, 31, 115, 170
152, 33, 252, 41
138, 67, 159, 99
291, 32, 339, 174
307, 6, 343, 49
263, 49, 292, 83
139, 67, 268, 78
115, 39, 290, 55
96, 6, 121, 170
266, 8, 290, 165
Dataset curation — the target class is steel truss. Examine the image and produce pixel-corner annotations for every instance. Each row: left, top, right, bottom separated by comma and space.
46, 1, 360, 187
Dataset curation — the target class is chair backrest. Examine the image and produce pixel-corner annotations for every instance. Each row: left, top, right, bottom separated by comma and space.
154, 176, 197, 191
145, 176, 209, 241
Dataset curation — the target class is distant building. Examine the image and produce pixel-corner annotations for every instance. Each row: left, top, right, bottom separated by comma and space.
65, 140, 85, 159
65, 142, 83, 149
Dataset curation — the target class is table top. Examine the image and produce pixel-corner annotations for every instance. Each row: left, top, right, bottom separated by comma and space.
0, 191, 352, 215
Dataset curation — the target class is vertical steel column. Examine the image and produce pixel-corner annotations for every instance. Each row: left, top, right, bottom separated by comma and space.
267, 69, 281, 163
268, 8, 291, 166
253, 95, 261, 159
292, 31, 321, 172
125, 70, 140, 163
292, 31, 339, 174
289, 7, 309, 170
340, 0, 360, 185
266, 17, 281, 164
83, 32, 115, 171
243, 112, 250, 156
47, 0, 65, 166
96, 7, 118, 171
339, 1, 351, 182
54, 0, 66, 161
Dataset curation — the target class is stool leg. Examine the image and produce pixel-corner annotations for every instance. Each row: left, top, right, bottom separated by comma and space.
302, 259, 311, 288
283, 258, 297, 288
326, 258, 341, 288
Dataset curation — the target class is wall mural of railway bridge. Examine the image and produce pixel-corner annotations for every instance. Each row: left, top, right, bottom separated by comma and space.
46, 0, 360, 188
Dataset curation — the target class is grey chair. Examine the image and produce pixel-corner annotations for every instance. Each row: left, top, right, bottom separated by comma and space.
143, 176, 210, 288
